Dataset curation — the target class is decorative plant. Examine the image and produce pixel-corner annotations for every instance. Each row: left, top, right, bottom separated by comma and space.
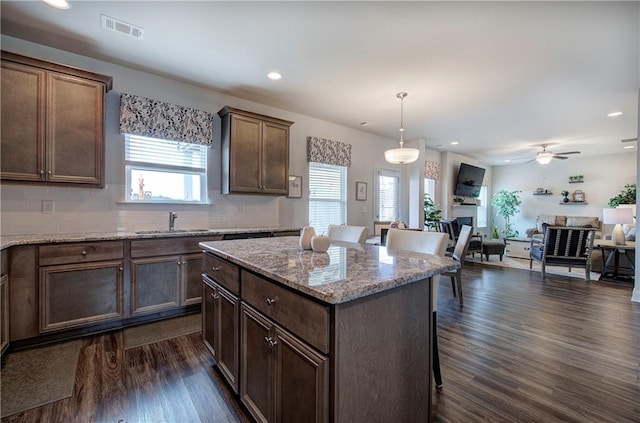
491, 189, 522, 238
608, 183, 636, 208
453, 196, 465, 204
424, 194, 442, 231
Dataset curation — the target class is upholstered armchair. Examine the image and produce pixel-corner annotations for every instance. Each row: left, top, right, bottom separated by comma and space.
529, 224, 597, 280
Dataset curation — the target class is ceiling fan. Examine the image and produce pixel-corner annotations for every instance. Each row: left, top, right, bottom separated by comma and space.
529, 144, 580, 164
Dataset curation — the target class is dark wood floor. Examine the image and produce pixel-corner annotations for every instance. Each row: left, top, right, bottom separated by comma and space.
2, 265, 639, 423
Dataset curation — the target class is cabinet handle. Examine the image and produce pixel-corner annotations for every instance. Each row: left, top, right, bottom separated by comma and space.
211, 266, 220, 272
119, 267, 123, 271
40, 170, 45, 175
264, 336, 278, 349
182, 260, 186, 265
213, 293, 220, 300
81, 251, 87, 256
265, 297, 277, 305
47, 170, 52, 176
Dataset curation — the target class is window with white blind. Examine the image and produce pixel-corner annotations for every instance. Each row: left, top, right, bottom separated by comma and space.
476, 186, 488, 228
125, 134, 208, 204
308, 162, 347, 235
376, 168, 400, 221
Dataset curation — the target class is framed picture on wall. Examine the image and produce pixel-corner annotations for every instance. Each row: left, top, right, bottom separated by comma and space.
288, 175, 302, 198
356, 181, 367, 201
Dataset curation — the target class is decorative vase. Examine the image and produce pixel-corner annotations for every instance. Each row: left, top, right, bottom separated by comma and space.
563, 197, 569, 203
299, 226, 316, 250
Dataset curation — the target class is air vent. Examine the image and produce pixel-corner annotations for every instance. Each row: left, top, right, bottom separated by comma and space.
101, 14, 144, 39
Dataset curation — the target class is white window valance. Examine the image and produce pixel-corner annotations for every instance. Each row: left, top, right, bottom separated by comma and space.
119, 93, 213, 145
307, 136, 352, 167
424, 160, 440, 180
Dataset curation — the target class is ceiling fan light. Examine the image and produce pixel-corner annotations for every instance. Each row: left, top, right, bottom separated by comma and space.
42, 0, 71, 9
535, 153, 553, 165
385, 146, 420, 164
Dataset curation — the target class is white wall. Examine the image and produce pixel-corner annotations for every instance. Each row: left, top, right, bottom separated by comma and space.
0, 36, 401, 236
491, 152, 637, 237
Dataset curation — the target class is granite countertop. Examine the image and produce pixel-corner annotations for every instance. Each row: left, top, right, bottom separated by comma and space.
0, 227, 301, 250
200, 236, 460, 304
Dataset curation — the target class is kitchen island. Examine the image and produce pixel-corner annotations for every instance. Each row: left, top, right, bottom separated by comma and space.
200, 236, 459, 423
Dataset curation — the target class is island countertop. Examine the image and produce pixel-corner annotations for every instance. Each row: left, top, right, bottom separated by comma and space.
199, 236, 459, 304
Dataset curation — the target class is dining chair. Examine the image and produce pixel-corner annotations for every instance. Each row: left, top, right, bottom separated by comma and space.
327, 224, 368, 244
442, 224, 473, 306
385, 228, 449, 389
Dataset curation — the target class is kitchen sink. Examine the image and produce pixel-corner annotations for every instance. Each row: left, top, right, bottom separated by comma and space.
135, 229, 210, 234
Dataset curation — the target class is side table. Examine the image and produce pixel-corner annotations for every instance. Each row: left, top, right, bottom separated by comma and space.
595, 239, 635, 281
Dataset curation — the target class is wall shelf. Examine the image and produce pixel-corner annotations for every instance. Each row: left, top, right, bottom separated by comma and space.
532, 192, 553, 195
559, 201, 588, 205
568, 180, 584, 184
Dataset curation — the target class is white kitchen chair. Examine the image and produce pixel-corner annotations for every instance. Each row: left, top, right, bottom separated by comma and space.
385, 228, 448, 388
327, 224, 368, 244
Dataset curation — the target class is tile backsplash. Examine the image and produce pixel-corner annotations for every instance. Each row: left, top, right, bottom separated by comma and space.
1, 184, 281, 235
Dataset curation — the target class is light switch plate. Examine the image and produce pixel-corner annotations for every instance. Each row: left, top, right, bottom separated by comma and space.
42, 200, 55, 214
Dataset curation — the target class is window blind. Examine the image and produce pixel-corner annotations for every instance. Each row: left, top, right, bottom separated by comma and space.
126, 134, 206, 170
309, 162, 347, 235
377, 171, 399, 221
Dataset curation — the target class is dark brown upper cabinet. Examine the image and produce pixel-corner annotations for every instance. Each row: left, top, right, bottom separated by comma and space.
1, 51, 113, 187
218, 107, 293, 195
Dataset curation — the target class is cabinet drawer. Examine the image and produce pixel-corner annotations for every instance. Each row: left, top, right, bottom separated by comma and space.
241, 270, 329, 354
131, 236, 222, 258
39, 241, 124, 266
203, 253, 239, 295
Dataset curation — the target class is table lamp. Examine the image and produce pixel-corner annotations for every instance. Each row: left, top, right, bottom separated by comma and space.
603, 207, 634, 245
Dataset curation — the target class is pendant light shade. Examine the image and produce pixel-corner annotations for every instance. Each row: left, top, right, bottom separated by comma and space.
385, 92, 419, 164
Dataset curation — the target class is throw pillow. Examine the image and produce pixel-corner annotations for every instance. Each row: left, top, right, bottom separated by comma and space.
537, 215, 557, 232
566, 216, 599, 228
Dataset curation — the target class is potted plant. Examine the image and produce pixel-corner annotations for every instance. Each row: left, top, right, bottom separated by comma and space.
608, 183, 636, 208
424, 194, 442, 231
491, 189, 522, 238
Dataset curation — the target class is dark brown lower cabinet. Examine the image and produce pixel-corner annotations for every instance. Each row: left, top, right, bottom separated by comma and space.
202, 275, 240, 393
182, 253, 203, 306
241, 303, 328, 423
39, 261, 124, 332
1, 274, 9, 355
131, 256, 181, 315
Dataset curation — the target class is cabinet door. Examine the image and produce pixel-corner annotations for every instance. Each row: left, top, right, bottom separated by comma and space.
39, 261, 123, 332
261, 122, 289, 195
275, 328, 328, 423
47, 72, 104, 185
230, 114, 262, 193
202, 277, 217, 357
215, 282, 240, 394
241, 304, 274, 423
1, 274, 9, 355
182, 253, 203, 305
131, 256, 181, 315
0, 61, 46, 181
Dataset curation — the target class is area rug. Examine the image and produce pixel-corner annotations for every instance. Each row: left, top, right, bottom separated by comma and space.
1, 339, 81, 418
465, 255, 601, 280
123, 313, 201, 349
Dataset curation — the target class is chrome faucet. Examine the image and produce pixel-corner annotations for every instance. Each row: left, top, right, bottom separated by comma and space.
169, 212, 178, 231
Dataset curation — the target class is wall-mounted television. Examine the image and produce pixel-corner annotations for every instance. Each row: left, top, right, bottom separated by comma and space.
454, 163, 485, 198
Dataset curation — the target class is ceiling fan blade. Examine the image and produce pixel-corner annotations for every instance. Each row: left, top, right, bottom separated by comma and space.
555, 151, 580, 155
552, 155, 569, 160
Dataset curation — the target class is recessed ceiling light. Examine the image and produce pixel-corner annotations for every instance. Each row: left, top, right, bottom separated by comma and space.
504, 159, 511, 163
43, 0, 70, 9
607, 111, 623, 117
451, 141, 459, 145
267, 72, 282, 80
624, 145, 634, 149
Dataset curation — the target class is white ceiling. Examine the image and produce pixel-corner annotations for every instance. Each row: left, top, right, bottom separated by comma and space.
1, 1, 638, 166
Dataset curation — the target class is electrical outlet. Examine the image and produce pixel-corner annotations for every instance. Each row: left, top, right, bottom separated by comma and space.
42, 200, 55, 214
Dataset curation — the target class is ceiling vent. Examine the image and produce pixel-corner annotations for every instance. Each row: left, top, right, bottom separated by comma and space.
101, 14, 144, 39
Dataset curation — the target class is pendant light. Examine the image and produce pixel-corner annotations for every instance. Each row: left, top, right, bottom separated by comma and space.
384, 92, 420, 164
